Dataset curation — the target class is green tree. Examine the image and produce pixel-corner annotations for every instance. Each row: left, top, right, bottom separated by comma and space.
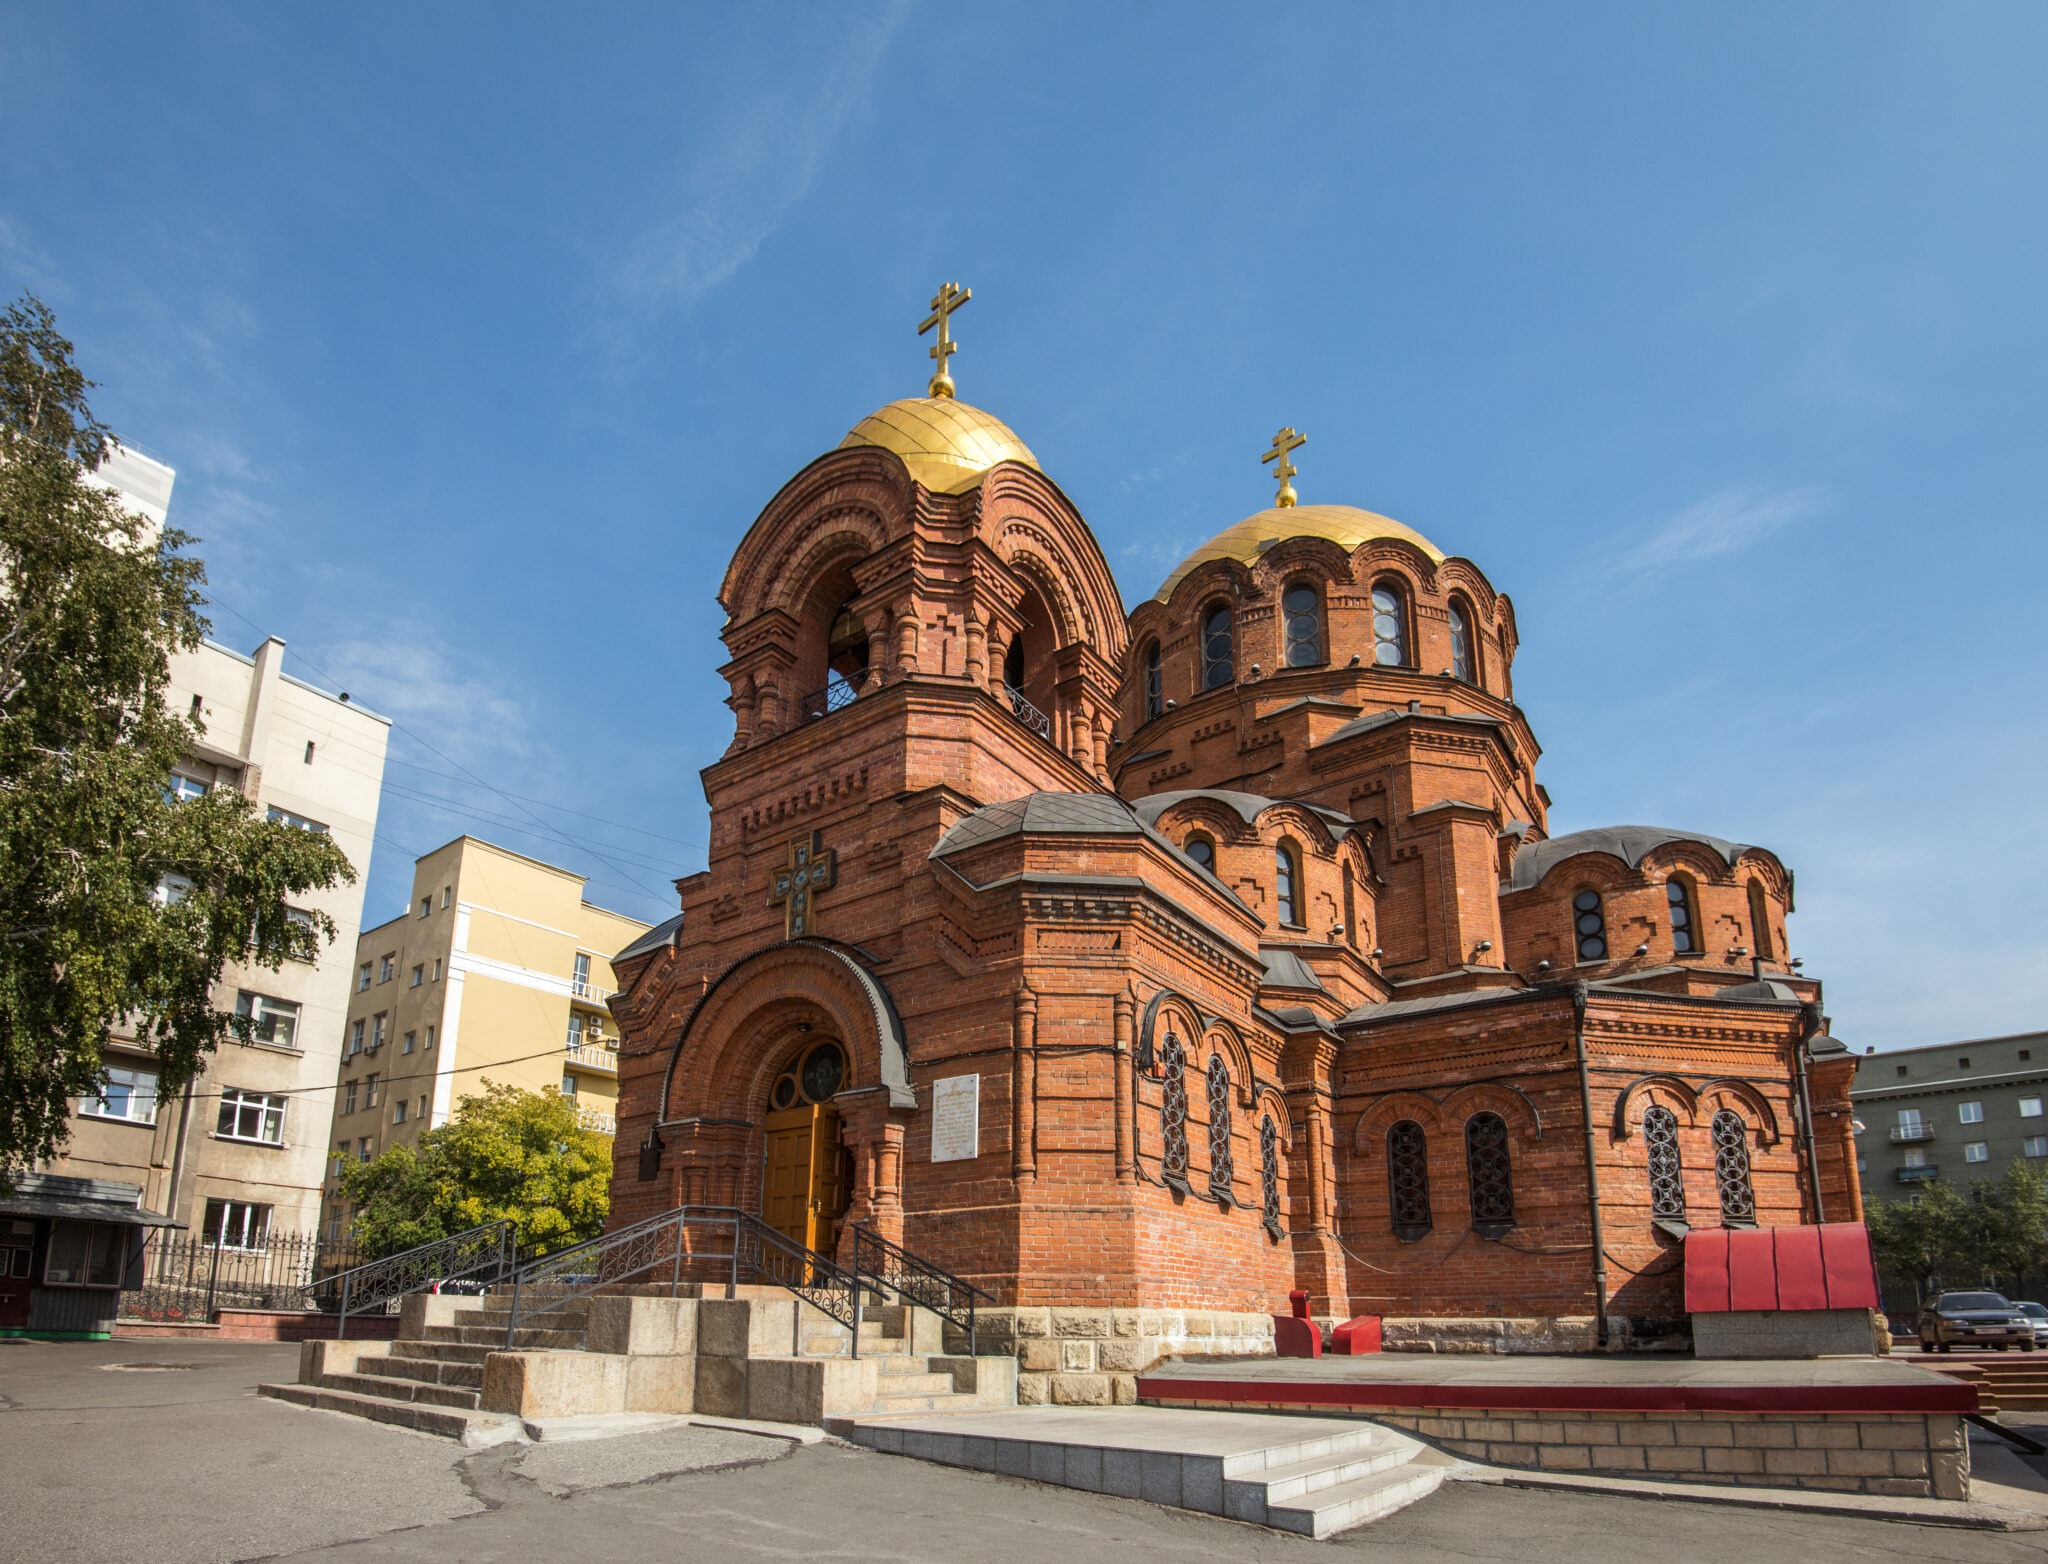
1971, 1163, 2048, 1299
0, 295, 352, 1179
1867, 1180, 1979, 1301
339, 1084, 612, 1258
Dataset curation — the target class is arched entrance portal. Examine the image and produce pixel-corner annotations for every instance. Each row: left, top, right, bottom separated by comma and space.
761, 1039, 853, 1258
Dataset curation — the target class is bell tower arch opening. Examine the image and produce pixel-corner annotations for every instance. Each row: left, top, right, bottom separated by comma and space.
1001, 577, 1060, 725
795, 552, 873, 714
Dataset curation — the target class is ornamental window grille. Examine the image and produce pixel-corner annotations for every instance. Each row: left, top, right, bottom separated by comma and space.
1260, 1114, 1283, 1239
1283, 582, 1322, 666
1206, 1053, 1235, 1202
1644, 1105, 1686, 1221
1667, 877, 1698, 955
1387, 1120, 1432, 1240
1711, 1109, 1755, 1224
1160, 1032, 1190, 1189
1572, 888, 1607, 962
1144, 641, 1163, 720
1449, 598, 1475, 682
1465, 1112, 1515, 1233
1202, 603, 1234, 689
1371, 582, 1408, 666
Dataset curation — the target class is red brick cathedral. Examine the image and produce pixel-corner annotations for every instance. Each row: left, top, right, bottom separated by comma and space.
610, 301, 1860, 1348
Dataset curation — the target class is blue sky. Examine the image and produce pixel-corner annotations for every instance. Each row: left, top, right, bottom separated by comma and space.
3, 3, 2043, 1051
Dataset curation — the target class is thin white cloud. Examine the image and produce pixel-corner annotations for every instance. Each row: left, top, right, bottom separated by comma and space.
1612, 486, 1829, 578
604, 5, 909, 317
322, 636, 534, 771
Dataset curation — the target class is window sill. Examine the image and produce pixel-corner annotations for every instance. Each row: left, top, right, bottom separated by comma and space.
211, 1134, 286, 1149
76, 1111, 157, 1128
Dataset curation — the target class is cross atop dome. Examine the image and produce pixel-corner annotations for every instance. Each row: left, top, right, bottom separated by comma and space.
919, 281, 971, 398
1262, 425, 1306, 508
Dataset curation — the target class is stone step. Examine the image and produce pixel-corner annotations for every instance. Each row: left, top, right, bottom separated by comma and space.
382, 1340, 493, 1366
320, 1371, 483, 1411
875, 1371, 959, 1398
257, 1382, 521, 1447
363, 1354, 484, 1389
419, 1324, 585, 1349
1222, 1441, 1411, 1510
871, 1392, 984, 1414
1263, 1464, 1444, 1538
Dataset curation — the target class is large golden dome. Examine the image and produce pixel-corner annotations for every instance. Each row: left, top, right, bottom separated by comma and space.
839, 397, 1039, 494
1153, 504, 1445, 603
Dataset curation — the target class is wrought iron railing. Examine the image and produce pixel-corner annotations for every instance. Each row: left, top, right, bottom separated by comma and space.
851, 1223, 994, 1357
1003, 682, 1052, 740
319, 1220, 522, 1338
120, 1228, 366, 1324
800, 677, 861, 720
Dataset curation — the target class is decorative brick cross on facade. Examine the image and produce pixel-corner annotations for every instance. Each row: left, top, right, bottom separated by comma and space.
768, 830, 836, 939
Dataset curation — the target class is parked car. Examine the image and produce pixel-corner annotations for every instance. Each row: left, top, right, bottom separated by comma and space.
1917, 1290, 2035, 1352
2017, 1301, 2048, 1347
425, 1277, 492, 1296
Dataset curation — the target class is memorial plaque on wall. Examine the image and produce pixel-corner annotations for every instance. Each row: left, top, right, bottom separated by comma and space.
929, 1073, 980, 1162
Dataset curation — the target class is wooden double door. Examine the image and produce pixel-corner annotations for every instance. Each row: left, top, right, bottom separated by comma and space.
762, 1102, 851, 1267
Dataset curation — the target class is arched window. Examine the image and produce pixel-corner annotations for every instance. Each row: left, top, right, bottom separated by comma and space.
1448, 599, 1475, 683
1342, 864, 1359, 947
1387, 1120, 1432, 1240
1572, 888, 1607, 962
1667, 877, 1698, 955
1282, 582, 1322, 667
1202, 603, 1234, 689
1143, 641, 1163, 721
1747, 880, 1774, 961
1466, 1112, 1515, 1234
1003, 635, 1024, 692
1260, 1113, 1283, 1239
821, 601, 869, 711
1183, 833, 1216, 874
1160, 1032, 1190, 1192
1644, 1105, 1686, 1221
1275, 842, 1302, 927
1371, 581, 1408, 666
1711, 1109, 1755, 1224
1206, 1053, 1235, 1203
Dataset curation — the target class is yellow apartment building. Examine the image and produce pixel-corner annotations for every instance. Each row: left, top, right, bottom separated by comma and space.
320, 838, 649, 1238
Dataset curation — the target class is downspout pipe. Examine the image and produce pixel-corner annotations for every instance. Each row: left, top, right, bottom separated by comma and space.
1794, 996, 1826, 1224
1571, 982, 1609, 1348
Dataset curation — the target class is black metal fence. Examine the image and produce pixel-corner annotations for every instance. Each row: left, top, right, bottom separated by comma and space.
120, 1228, 366, 1323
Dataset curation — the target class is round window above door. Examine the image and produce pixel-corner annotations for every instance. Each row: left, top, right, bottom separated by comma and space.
769, 1041, 847, 1110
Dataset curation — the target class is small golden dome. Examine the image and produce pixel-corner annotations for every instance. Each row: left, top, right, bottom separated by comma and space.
839, 397, 1039, 495
1154, 504, 1446, 603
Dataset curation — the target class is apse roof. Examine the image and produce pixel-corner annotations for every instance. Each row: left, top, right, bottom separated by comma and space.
1260, 949, 1326, 991
1505, 825, 1760, 893
929, 792, 1175, 859
1132, 788, 1356, 832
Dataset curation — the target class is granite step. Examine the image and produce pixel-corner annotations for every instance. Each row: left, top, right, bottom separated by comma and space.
1264, 1464, 1445, 1538
378, 1340, 493, 1366
257, 1381, 522, 1446
319, 1371, 483, 1411
363, 1354, 485, 1389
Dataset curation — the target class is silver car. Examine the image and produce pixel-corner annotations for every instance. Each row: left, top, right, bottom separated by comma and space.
2018, 1301, 2048, 1347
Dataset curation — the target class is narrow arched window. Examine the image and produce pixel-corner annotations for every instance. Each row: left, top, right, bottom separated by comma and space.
1184, 833, 1215, 874
1644, 1105, 1686, 1221
1160, 1032, 1190, 1190
1711, 1109, 1755, 1224
1747, 880, 1774, 961
1387, 1120, 1432, 1240
1206, 1053, 1235, 1203
1466, 1112, 1515, 1233
1667, 877, 1698, 955
1260, 1113, 1283, 1239
1202, 603, 1234, 689
1275, 842, 1301, 927
1448, 599, 1474, 683
1283, 582, 1322, 667
1572, 888, 1607, 962
1342, 865, 1359, 947
1371, 581, 1408, 666
1143, 641, 1163, 720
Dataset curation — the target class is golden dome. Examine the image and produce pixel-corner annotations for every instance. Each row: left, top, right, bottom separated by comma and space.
1153, 504, 1446, 603
839, 397, 1040, 495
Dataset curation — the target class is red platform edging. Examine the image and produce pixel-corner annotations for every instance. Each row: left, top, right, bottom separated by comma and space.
1136, 1373, 1977, 1417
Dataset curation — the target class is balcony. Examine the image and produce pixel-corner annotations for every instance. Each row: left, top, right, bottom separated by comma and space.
576, 1107, 617, 1135
564, 1042, 618, 1074
1896, 1165, 1940, 1183
570, 978, 615, 1005
1889, 1124, 1934, 1144
1004, 682, 1053, 741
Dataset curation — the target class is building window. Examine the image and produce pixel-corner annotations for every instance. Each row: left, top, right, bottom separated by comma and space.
1260, 1114, 1283, 1239
266, 805, 328, 834
410, 965, 424, 987
343, 1079, 358, 1115
1448, 599, 1474, 682
82, 1065, 158, 1124
442, 886, 452, 908
402, 1031, 416, 1055
1965, 1141, 1990, 1164
1275, 842, 1302, 927
348, 1019, 364, 1057
365, 1075, 381, 1109
2022, 1098, 2043, 1119
1666, 877, 1698, 955
1644, 1105, 1686, 1221
425, 1025, 436, 1049
1206, 1053, 1235, 1203
1466, 1112, 1515, 1234
357, 1136, 373, 1162
561, 1071, 578, 1096
379, 955, 394, 983
1959, 1056, 1971, 1068
393, 1099, 408, 1125
1895, 1065, 1907, 1077
1387, 1120, 1432, 1240
44, 1222, 125, 1287
1201, 603, 1234, 690
1342, 865, 1359, 947
1747, 880, 1775, 961
1143, 641, 1163, 721
1282, 582, 1322, 667
304, 741, 315, 764
419, 896, 432, 919
1183, 834, 1215, 873
1572, 888, 1607, 962
357, 963, 372, 993
1371, 582, 1408, 666
1903, 1146, 1928, 1169
202, 1199, 271, 1251
567, 1011, 585, 1048
164, 773, 210, 804
1711, 1109, 1756, 1224
1897, 1108, 1924, 1132
370, 1014, 387, 1050
217, 1088, 286, 1145
417, 1095, 428, 1121
2025, 1136, 2048, 1159
153, 872, 194, 906
234, 991, 301, 1050
1960, 1101, 1984, 1124
1160, 1032, 1190, 1190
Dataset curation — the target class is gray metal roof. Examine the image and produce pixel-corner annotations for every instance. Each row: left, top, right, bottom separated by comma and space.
929, 792, 1178, 859
1340, 983, 1536, 1026
1260, 949, 1325, 991
614, 911, 685, 964
1131, 788, 1355, 832
0, 1173, 180, 1228
1506, 825, 1761, 893
1711, 978, 1803, 1005
1318, 708, 1505, 747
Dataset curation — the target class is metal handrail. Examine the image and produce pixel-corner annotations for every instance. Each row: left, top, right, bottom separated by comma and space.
1003, 682, 1052, 740
318, 1219, 520, 1339
851, 1224, 995, 1357
800, 678, 860, 719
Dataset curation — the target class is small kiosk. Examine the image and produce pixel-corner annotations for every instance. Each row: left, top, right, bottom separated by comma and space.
0, 1173, 180, 1339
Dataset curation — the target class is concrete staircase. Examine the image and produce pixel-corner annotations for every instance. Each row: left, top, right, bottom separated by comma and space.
833, 1406, 1449, 1538
1913, 1351, 2048, 1413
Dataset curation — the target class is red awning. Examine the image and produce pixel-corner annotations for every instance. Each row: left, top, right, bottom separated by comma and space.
1684, 1222, 1879, 1314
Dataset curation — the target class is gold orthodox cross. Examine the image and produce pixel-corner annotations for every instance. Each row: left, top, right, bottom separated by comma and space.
768, 830, 837, 939
1262, 426, 1306, 509
919, 281, 971, 398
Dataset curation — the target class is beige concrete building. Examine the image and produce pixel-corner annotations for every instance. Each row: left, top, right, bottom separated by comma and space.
51, 630, 390, 1243
320, 838, 649, 1239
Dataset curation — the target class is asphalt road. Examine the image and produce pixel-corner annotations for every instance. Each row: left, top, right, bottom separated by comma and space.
4, 1337, 2047, 1563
